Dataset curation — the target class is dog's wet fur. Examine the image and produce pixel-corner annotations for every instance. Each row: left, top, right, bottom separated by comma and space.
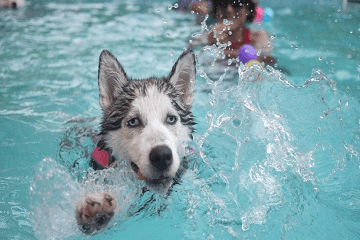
75, 49, 196, 234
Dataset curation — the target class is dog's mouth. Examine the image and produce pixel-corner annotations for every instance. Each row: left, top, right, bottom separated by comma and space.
148, 176, 169, 185
131, 162, 145, 180
131, 162, 172, 190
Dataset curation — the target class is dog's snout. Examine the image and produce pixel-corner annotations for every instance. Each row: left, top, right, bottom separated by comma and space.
149, 145, 173, 171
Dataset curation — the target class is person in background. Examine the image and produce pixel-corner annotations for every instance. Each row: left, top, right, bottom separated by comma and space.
0, 0, 24, 8
208, 0, 276, 65
190, 0, 212, 15
174, 0, 215, 25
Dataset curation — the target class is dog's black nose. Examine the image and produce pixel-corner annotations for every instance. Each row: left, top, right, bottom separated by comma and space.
149, 145, 173, 171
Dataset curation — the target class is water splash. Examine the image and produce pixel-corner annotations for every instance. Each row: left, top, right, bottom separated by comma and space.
29, 158, 82, 240
30, 154, 141, 240
192, 64, 360, 237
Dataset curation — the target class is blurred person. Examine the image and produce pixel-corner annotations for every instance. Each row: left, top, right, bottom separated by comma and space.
190, 0, 212, 15
208, 0, 276, 65
0, 0, 24, 8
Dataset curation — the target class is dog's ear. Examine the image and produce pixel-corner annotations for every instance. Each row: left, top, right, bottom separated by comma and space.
98, 50, 128, 109
168, 50, 196, 107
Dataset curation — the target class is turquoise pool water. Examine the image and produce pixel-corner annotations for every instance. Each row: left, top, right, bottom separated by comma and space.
1, 0, 360, 239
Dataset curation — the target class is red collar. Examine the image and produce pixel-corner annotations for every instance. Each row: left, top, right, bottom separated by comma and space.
91, 138, 112, 168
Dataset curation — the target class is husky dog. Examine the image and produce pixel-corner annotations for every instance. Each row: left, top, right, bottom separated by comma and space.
75, 49, 196, 234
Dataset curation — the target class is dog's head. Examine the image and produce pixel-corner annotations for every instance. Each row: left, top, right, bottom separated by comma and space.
97, 49, 196, 194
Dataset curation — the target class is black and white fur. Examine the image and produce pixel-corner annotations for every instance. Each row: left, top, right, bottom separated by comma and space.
76, 49, 196, 234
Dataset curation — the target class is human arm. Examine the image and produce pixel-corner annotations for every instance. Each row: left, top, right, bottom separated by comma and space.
190, 1, 209, 15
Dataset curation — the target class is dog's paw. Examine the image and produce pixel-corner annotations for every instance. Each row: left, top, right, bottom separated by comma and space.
75, 193, 116, 234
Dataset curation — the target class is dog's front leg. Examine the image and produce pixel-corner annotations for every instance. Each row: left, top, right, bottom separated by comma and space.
75, 193, 116, 234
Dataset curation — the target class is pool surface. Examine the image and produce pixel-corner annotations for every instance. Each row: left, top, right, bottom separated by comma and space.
1, 0, 360, 239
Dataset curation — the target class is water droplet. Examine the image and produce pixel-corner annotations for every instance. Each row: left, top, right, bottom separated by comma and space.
10, 191, 19, 198
228, 31, 232, 35
350, 30, 353, 34
167, 33, 171, 37
318, 56, 323, 61
346, 86, 350, 92
321, 111, 328, 118
317, 127, 321, 132
168, 4, 172, 10
162, 18, 168, 23
233, 119, 241, 127
174, 3, 178, 8
206, 113, 213, 121
330, 60, 335, 65
334, 19, 338, 23
271, 34, 277, 39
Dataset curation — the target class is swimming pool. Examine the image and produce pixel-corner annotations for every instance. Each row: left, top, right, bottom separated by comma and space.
1, 0, 359, 239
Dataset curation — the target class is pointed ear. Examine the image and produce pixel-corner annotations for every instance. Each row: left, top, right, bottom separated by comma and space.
98, 50, 128, 110
168, 50, 196, 107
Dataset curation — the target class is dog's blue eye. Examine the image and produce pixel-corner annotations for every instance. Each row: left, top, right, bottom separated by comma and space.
166, 115, 177, 125
127, 118, 139, 127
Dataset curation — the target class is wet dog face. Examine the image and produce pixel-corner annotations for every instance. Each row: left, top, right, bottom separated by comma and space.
97, 50, 196, 194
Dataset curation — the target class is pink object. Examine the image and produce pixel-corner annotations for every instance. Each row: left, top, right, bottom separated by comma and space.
254, 6, 264, 23
91, 147, 109, 168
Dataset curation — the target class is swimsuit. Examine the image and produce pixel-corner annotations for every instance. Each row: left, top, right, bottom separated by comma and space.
229, 28, 251, 50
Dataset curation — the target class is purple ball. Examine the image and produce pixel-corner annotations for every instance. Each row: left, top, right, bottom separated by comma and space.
237, 44, 257, 64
